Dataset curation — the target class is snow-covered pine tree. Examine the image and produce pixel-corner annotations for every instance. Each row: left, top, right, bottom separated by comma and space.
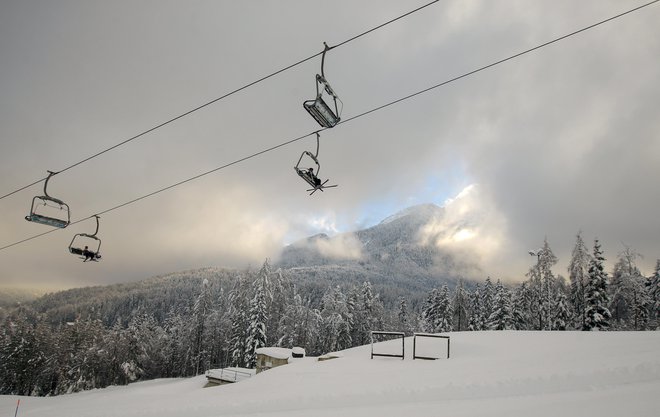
609, 247, 649, 329
319, 286, 351, 353
583, 239, 612, 331
526, 262, 544, 330
336, 287, 354, 350
649, 260, 660, 329
467, 284, 486, 331
346, 288, 359, 345
435, 285, 452, 333
526, 239, 559, 330
245, 260, 273, 368
482, 278, 495, 324
228, 274, 250, 367
335, 317, 352, 351
361, 282, 384, 338
349, 282, 385, 347
488, 279, 513, 330
511, 282, 532, 330
162, 307, 190, 376
121, 315, 152, 382
552, 291, 571, 331
277, 292, 316, 348
205, 287, 232, 372
0, 307, 41, 395
422, 288, 440, 333
133, 313, 168, 378
58, 317, 108, 393
568, 231, 590, 329
31, 318, 58, 395
452, 279, 470, 331
630, 280, 651, 331
397, 297, 410, 334
192, 278, 212, 375
266, 268, 291, 347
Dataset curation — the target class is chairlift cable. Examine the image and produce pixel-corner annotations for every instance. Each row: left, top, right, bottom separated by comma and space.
0, 130, 319, 252
91, 130, 318, 219
0, 213, 102, 251
0, 0, 443, 202
339, 0, 660, 126
1, 0, 658, 253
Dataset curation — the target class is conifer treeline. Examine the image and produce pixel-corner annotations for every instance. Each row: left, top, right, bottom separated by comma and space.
1, 235, 659, 396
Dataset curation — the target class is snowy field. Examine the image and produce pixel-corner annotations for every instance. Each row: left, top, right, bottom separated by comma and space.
2, 331, 659, 417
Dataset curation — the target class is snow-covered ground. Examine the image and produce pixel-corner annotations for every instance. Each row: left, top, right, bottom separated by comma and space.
2, 331, 659, 417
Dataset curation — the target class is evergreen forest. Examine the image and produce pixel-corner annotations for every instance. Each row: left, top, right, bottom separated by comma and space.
2, 235, 659, 396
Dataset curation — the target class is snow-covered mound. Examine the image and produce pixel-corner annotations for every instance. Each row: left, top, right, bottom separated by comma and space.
2, 331, 659, 417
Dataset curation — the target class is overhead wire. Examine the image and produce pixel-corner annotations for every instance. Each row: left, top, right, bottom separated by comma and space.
1, 0, 658, 253
339, 0, 660, 125
0, 0, 442, 202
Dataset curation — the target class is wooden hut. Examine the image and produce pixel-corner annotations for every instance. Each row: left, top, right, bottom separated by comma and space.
255, 347, 291, 374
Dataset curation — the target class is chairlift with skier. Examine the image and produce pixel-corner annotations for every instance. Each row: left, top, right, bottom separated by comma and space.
294, 133, 337, 195
69, 215, 102, 262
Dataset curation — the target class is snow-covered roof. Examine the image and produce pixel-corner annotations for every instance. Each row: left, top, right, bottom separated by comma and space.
318, 351, 344, 361
255, 347, 291, 360
206, 367, 255, 383
292, 347, 305, 356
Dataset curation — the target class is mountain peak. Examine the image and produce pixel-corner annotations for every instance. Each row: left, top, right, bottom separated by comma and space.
378, 203, 443, 225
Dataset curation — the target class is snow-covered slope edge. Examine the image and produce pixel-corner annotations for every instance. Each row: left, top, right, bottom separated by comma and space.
2, 331, 659, 417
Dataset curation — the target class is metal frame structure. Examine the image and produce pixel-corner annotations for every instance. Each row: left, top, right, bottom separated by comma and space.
370, 331, 405, 360
412, 333, 450, 360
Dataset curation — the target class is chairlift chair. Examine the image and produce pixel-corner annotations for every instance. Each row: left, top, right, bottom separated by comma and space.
294, 133, 337, 195
25, 171, 70, 228
69, 215, 102, 262
303, 43, 342, 128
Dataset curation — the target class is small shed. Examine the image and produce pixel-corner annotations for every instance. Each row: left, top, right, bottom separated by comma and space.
255, 347, 291, 374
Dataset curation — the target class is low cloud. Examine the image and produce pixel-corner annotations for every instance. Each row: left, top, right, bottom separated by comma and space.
418, 184, 511, 279
126, 184, 290, 269
312, 233, 364, 261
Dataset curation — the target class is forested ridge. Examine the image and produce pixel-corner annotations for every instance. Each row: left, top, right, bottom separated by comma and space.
2, 234, 659, 396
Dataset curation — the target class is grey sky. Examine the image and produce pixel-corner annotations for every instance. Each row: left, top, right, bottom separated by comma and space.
1, 0, 659, 290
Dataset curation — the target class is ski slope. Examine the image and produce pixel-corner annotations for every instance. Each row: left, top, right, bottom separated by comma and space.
2, 331, 659, 417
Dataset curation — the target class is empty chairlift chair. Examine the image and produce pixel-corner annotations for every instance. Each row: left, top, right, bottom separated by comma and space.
303, 43, 342, 128
25, 171, 71, 228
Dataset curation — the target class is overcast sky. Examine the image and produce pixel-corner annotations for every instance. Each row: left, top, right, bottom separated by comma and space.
1, 0, 658, 290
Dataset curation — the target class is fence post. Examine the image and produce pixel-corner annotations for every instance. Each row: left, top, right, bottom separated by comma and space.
447, 338, 450, 359
413, 334, 417, 360
370, 331, 374, 359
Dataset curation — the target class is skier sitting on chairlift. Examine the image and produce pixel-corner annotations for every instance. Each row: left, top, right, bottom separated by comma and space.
293, 132, 337, 195
68, 216, 103, 262
307, 167, 322, 187
82, 246, 99, 262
